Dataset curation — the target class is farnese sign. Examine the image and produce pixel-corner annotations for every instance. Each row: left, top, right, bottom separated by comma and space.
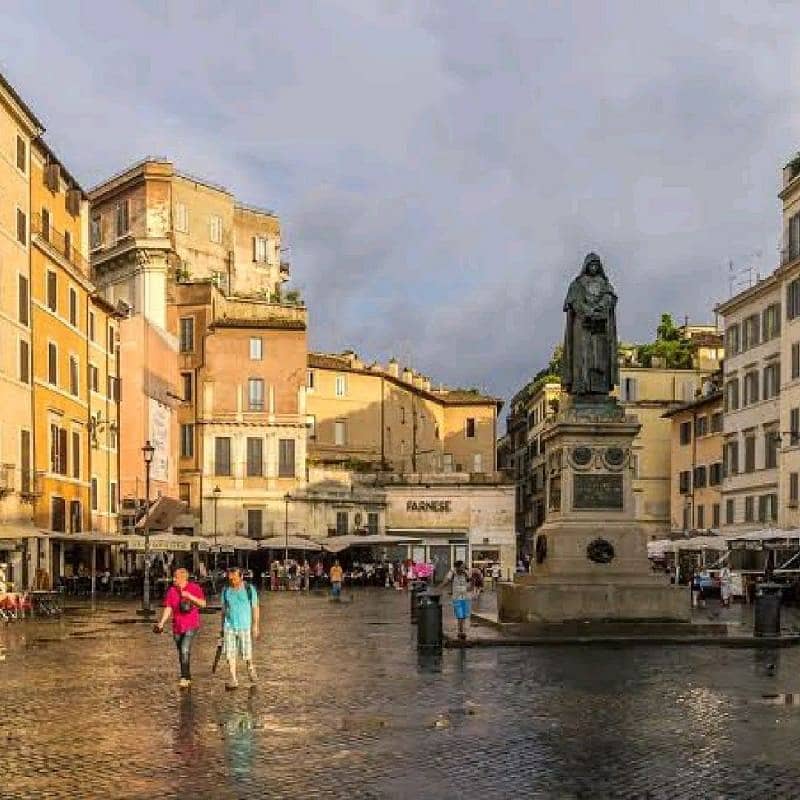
406, 500, 452, 513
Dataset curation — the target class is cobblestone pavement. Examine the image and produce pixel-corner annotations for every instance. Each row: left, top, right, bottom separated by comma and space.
4, 589, 800, 799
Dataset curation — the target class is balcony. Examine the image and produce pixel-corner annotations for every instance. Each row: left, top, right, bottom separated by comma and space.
31, 213, 88, 275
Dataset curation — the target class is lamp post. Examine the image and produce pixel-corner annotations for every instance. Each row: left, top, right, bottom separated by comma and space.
284, 493, 290, 563
212, 485, 221, 580
141, 440, 155, 615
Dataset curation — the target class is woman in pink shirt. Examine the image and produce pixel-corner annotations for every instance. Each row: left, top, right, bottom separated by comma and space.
155, 567, 206, 688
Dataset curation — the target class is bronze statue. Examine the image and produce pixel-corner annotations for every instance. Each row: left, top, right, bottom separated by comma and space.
562, 253, 619, 396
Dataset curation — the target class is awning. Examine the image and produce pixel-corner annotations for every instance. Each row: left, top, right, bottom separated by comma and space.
210, 536, 258, 552
257, 536, 322, 551
648, 536, 727, 558
42, 530, 126, 545
136, 496, 187, 532
0, 525, 40, 541
124, 534, 209, 552
315, 534, 422, 553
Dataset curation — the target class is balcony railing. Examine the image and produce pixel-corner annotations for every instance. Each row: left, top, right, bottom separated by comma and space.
31, 213, 88, 274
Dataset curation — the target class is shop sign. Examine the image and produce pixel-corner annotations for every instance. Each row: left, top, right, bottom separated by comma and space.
406, 500, 452, 512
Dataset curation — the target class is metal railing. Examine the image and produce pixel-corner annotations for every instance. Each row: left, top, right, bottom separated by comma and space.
30, 213, 88, 274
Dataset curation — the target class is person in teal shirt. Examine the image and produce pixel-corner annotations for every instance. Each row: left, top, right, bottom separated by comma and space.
221, 567, 260, 689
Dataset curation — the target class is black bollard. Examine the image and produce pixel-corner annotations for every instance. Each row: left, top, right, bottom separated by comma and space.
410, 581, 426, 623
754, 583, 782, 637
417, 591, 443, 651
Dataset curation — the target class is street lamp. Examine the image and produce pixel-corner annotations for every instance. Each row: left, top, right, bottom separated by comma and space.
284, 493, 290, 563
212, 485, 221, 580
140, 440, 155, 616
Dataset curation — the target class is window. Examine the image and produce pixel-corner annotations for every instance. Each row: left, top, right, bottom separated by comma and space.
179, 317, 194, 353
307, 415, 316, 439
745, 496, 754, 522
175, 202, 188, 233
725, 440, 739, 476
19, 340, 29, 384
744, 434, 756, 473
743, 371, 759, 406
16, 209, 26, 245
181, 372, 193, 402
247, 509, 263, 539
759, 494, 779, 523
51, 497, 66, 533
710, 412, 723, 433
679, 470, 692, 494
336, 511, 348, 535
48, 343, 57, 385
88, 311, 95, 341
466, 418, 476, 438
621, 377, 638, 402
108, 324, 116, 353
335, 374, 347, 397
64, 230, 72, 260
473, 453, 483, 473
180, 424, 194, 458
69, 356, 79, 396
765, 431, 780, 469
791, 473, 799, 506
246, 438, 263, 477
69, 288, 77, 326
763, 362, 781, 400
214, 437, 231, 475
249, 337, 263, 361
694, 416, 708, 438
763, 303, 781, 341
18, 275, 28, 325
709, 462, 723, 486
248, 378, 265, 411
72, 431, 80, 479
789, 278, 800, 320
253, 236, 268, 262
307, 370, 315, 390
50, 425, 67, 475
109, 482, 117, 514
726, 498, 735, 525
70, 500, 82, 533
693, 466, 707, 488
443, 453, 454, 472
682, 505, 690, 531
712, 504, 720, 528
725, 323, 740, 356
368, 512, 379, 536
116, 200, 129, 238
792, 408, 800, 446
400, 407, 406, 425
742, 314, 760, 350
179, 483, 191, 505
679, 421, 692, 445
91, 477, 98, 511
16, 135, 26, 172
209, 214, 222, 243
790, 212, 800, 263
107, 375, 120, 402
39, 208, 50, 242
724, 378, 739, 412
46, 271, 57, 312
90, 215, 101, 249
279, 439, 296, 477
334, 420, 346, 446
696, 505, 705, 529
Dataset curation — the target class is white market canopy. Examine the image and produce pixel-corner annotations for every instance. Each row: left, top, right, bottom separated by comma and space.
647, 536, 727, 558
257, 536, 322, 552
124, 534, 209, 552
315, 534, 422, 553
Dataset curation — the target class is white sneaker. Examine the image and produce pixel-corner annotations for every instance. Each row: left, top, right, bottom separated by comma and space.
179, 678, 191, 689
248, 664, 258, 683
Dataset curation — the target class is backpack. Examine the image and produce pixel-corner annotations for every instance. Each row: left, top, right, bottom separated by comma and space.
221, 582, 256, 615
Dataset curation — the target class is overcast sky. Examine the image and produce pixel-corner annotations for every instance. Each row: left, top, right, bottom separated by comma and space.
3, 2, 799, 407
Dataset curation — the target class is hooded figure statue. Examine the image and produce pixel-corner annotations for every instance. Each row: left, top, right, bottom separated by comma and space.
561, 253, 619, 396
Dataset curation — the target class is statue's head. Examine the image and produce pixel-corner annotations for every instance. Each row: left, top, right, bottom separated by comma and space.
581, 252, 605, 278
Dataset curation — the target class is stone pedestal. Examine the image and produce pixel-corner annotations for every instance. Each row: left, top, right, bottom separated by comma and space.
499, 397, 689, 624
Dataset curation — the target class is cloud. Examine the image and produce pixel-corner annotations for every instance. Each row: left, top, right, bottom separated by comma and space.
3, 1, 800, 414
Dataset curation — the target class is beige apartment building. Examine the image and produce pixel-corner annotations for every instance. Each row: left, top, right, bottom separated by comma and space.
0, 75, 38, 585
664, 387, 724, 532
89, 158, 304, 546
306, 351, 501, 475
716, 276, 781, 532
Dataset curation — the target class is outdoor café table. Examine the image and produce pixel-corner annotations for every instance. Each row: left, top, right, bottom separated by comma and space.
111, 576, 131, 596
62, 576, 80, 595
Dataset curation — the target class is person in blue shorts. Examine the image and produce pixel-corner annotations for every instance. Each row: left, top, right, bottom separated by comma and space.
437, 560, 473, 640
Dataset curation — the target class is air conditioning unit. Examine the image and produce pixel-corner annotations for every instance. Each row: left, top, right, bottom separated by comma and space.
44, 163, 60, 192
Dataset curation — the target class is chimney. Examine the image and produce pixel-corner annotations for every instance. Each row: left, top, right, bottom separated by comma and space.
402, 367, 414, 384
387, 358, 399, 378
413, 374, 424, 389
422, 376, 431, 391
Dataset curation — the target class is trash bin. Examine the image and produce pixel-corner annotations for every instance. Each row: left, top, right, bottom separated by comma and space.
754, 583, 782, 637
410, 581, 426, 622
417, 591, 442, 650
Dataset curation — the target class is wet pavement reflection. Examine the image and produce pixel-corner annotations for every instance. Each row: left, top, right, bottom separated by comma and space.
4, 589, 800, 798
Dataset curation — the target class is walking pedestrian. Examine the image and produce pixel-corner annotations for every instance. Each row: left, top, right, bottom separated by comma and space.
330, 560, 344, 599
154, 567, 207, 689
720, 567, 732, 608
437, 560, 473, 641
220, 567, 260, 690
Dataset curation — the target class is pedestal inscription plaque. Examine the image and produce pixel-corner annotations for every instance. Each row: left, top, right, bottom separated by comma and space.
573, 473, 623, 510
